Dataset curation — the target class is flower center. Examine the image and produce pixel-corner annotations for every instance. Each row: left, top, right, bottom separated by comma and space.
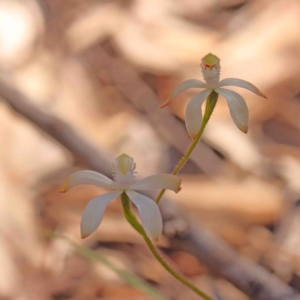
201, 53, 221, 86
204, 64, 218, 71
112, 154, 136, 186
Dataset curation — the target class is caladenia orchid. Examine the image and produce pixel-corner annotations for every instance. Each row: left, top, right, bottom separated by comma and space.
161, 53, 267, 137
155, 53, 267, 205
61, 154, 212, 300
61, 154, 181, 240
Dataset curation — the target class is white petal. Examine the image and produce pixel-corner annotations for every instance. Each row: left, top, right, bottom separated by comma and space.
126, 191, 162, 240
130, 174, 182, 193
80, 191, 122, 238
160, 79, 207, 108
217, 78, 266, 98
215, 88, 249, 133
61, 170, 118, 192
185, 89, 212, 139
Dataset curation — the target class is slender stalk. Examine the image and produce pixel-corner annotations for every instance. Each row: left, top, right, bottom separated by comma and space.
121, 193, 213, 300
121, 192, 144, 235
142, 234, 212, 300
156, 91, 219, 204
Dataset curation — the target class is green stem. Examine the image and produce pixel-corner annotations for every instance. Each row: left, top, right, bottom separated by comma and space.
121, 193, 213, 300
156, 91, 219, 204
121, 191, 145, 235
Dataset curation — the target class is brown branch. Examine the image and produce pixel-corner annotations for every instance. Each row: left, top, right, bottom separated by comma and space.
0, 79, 299, 300
0, 80, 112, 175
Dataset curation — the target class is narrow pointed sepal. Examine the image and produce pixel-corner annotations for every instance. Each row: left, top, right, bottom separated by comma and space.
60, 178, 71, 193
243, 127, 248, 133
217, 78, 267, 98
126, 191, 163, 240
130, 174, 182, 193
80, 191, 122, 238
185, 89, 212, 139
61, 170, 117, 192
160, 79, 207, 108
160, 99, 172, 109
215, 88, 249, 134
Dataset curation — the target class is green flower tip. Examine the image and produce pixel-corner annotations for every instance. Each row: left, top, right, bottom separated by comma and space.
201, 53, 220, 67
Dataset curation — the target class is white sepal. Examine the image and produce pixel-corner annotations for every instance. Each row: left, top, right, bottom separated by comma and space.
217, 78, 266, 98
185, 89, 212, 139
62, 170, 117, 192
126, 191, 163, 240
161, 79, 207, 108
215, 88, 249, 133
130, 174, 181, 193
80, 191, 122, 238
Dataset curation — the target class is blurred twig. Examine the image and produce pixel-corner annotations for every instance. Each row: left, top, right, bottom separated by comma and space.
0, 80, 299, 300
0, 79, 112, 175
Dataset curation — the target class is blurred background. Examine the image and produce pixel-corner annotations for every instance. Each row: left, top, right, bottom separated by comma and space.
0, 0, 300, 299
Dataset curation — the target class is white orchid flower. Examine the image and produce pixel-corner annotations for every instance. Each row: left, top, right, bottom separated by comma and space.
61, 154, 181, 240
161, 53, 267, 138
